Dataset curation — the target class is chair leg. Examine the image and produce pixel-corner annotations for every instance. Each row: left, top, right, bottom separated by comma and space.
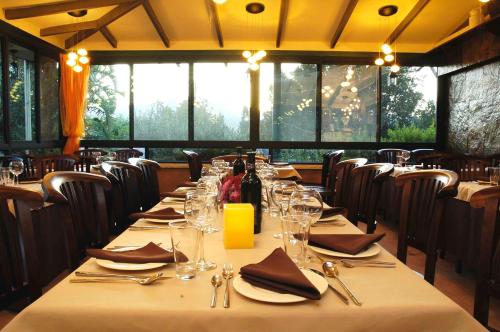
473, 280, 490, 328
455, 260, 463, 274
424, 254, 437, 285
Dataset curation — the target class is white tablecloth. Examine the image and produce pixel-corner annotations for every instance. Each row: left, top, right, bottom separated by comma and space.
2, 200, 485, 332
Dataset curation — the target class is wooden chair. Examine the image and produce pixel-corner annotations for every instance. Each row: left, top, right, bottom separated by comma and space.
114, 149, 143, 162
0, 186, 44, 308
446, 155, 491, 181
183, 150, 203, 182
376, 149, 410, 164
0, 154, 38, 180
347, 163, 394, 233
470, 186, 500, 329
73, 149, 108, 173
36, 156, 77, 178
100, 161, 143, 231
332, 158, 368, 208
410, 149, 435, 164
129, 158, 161, 210
43, 172, 112, 265
419, 152, 453, 169
395, 170, 459, 284
304, 150, 344, 203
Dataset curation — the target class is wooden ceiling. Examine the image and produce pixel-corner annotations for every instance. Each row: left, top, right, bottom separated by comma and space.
0, 0, 487, 53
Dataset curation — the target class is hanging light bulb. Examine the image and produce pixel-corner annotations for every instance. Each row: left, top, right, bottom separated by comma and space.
77, 48, 88, 56
381, 43, 392, 54
390, 64, 400, 73
346, 74, 353, 80
249, 63, 259, 71
351, 87, 358, 93
73, 64, 83, 72
242, 50, 252, 58
66, 58, 76, 67
340, 81, 350, 87
213, 0, 227, 3
79, 56, 89, 64
68, 52, 78, 60
255, 50, 266, 59
374, 57, 384, 66
384, 54, 394, 62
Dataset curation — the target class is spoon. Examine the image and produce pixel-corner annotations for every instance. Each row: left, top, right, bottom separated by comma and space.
322, 262, 362, 306
308, 268, 349, 305
70, 272, 164, 286
210, 274, 223, 308
222, 263, 234, 308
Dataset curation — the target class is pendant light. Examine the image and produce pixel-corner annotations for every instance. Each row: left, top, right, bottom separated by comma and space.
374, 5, 401, 83
65, 10, 90, 73
242, 2, 267, 71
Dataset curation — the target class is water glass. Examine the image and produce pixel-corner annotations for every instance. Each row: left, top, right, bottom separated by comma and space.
1, 167, 12, 185
169, 222, 199, 280
490, 167, 500, 185
9, 160, 24, 185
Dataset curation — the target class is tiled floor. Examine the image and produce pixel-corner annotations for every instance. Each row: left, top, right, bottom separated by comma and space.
0, 220, 498, 330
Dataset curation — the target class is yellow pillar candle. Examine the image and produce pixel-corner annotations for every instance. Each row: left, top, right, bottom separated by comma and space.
223, 203, 254, 249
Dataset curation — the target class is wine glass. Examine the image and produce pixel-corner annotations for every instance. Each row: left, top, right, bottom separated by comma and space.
9, 160, 24, 185
288, 189, 323, 266
401, 151, 411, 166
196, 176, 221, 233
259, 167, 278, 213
109, 152, 117, 161
184, 191, 216, 271
271, 180, 298, 251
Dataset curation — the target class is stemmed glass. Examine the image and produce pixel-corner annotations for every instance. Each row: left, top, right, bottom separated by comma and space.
9, 160, 24, 185
288, 189, 323, 267
212, 160, 229, 179
196, 176, 221, 233
259, 167, 278, 213
401, 151, 411, 166
271, 180, 298, 250
184, 191, 217, 271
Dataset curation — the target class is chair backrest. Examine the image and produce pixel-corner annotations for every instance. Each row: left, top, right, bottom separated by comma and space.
321, 150, 344, 188
100, 161, 143, 229
446, 155, 491, 181
37, 155, 77, 178
395, 170, 459, 284
331, 158, 368, 208
410, 149, 435, 164
73, 149, 108, 158
0, 186, 45, 305
43, 172, 112, 261
347, 163, 394, 233
376, 149, 410, 164
129, 158, 161, 210
419, 151, 453, 169
183, 150, 203, 182
470, 186, 500, 327
114, 149, 143, 162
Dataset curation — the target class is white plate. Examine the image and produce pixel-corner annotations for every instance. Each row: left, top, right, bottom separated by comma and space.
162, 197, 185, 203
233, 269, 328, 303
309, 243, 381, 258
143, 218, 186, 224
95, 247, 168, 271
175, 187, 195, 193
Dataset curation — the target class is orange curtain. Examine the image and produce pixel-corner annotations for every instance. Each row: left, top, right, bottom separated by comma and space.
59, 54, 90, 155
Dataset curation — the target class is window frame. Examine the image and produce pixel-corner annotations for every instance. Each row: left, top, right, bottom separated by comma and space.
82, 51, 438, 162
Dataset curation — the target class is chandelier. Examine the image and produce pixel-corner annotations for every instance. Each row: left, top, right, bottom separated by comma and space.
242, 2, 266, 71
374, 5, 400, 79
65, 10, 89, 73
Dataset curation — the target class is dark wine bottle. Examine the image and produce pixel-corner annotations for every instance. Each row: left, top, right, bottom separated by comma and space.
233, 146, 245, 176
240, 152, 262, 234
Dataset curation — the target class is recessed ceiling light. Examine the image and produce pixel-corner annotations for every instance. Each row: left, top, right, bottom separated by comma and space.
378, 5, 398, 17
246, 2, 265, 14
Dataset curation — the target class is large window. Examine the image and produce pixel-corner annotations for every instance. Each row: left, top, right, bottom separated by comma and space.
260, 63, 317, 141
381, 66, 437, 142
9, 44, 36, 141
39, 56, 60, 140
0, 42, 3, 143
193, 63, 250, 141
321, 65, 377, 142
133, 63, 189, 140
85, 64, 129, 140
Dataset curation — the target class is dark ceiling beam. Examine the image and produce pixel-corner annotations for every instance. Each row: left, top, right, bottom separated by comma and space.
3, 0, 136, 19
100, 26, 117, 48
64, 1, 141, 49
330, 0, 358, 48
385, 0, 430, 44
142, 0, 170, 48
207, 0, 224, 48
41, 21, 99, 36
276, 0, 290, 48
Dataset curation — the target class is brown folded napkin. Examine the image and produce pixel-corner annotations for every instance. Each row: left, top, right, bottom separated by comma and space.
309, 233, 385, 255
163, 192, 186, 199
240, 248, 321, 300
321, 206, 345, 219
129, 207, 184, 221
86, 242, 187, 263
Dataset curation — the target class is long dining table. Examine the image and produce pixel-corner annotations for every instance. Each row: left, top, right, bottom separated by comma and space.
3, 188, 486, 332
